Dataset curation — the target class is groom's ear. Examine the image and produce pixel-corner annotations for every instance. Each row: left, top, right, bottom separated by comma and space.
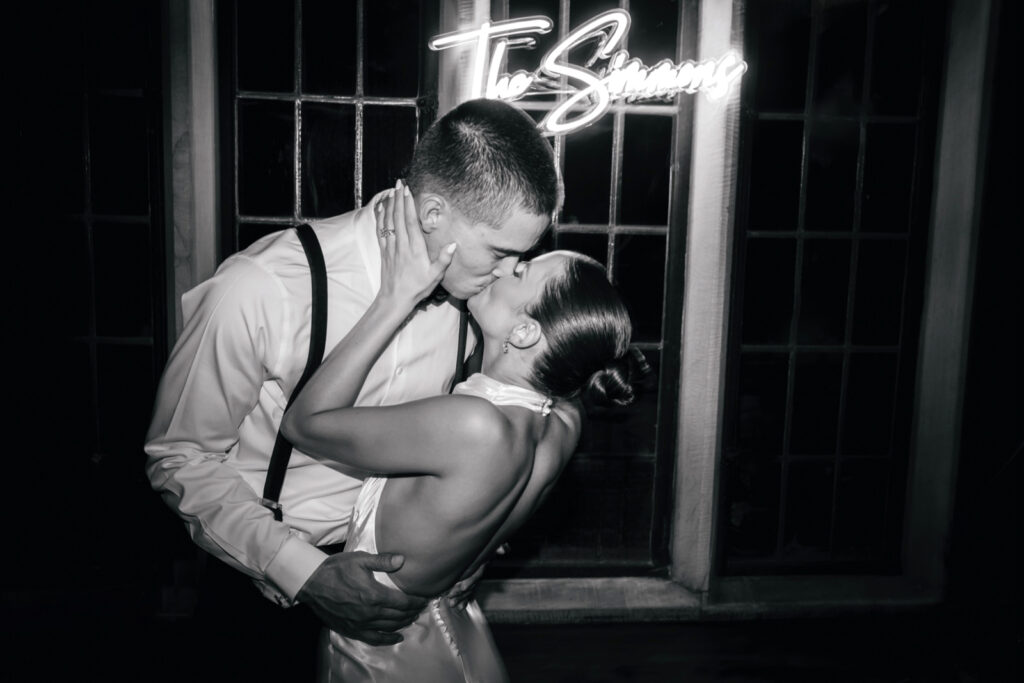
417, 193, 445, 234
508, 320, 542, 351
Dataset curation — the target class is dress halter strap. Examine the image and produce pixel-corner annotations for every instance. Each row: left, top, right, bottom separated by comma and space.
453, 373, 553, 416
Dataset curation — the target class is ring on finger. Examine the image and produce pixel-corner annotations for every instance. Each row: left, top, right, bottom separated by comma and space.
378, 227, 396, 238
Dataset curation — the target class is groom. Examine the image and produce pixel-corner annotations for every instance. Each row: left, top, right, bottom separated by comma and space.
145, 98, 561, 678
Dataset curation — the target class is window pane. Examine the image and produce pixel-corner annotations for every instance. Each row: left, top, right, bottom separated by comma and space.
724, 0, 942, 575
39, 2, 86, 90
790, 353, 843, 455
741, 238, 796, 344
56, 341, 96, 458
797, 239, 851, 343
365, 0, 421, 97
96, 345, 154, 457
301, 103, 355, 219
94, 223, 153, 337
239, 100, 295, 217
562, 116, 612, 225
736, 353, 789, 455
813, 0, 867, 114
870, 0, 925, 115
782, 461, 834, 558
302, 0, 357, 95
496, 454, 656, 568
237, 0, 295, 92
505, 0, 560, 74
570, 0, 619, 29
91, 95, 150, 215
626, 0, 679, 65
613, 234, 665, 343
362, 105, 418, 203
842, 352, 898, 455
748, 120, 803, 230
862, 124, 916, 233
47, 94, 85, 213
722, 454, 781, 560
556, 232, 608, 266
54, 220, 91, 336
852, 239, 907, 345
563, 5, 619, 73
805, 119, 858, 231
87, 0, 150, 90
751, 0, 811, 111
621, 115, 671, 226
834, 459, 889, 560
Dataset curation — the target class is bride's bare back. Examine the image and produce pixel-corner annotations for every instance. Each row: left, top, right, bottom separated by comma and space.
373, 394, 579, 597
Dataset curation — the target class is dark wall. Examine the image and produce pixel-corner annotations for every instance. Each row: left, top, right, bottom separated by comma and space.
8, 0, 182, 629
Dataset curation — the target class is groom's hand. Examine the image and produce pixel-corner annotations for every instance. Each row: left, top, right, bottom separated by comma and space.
297, 551, 428, 645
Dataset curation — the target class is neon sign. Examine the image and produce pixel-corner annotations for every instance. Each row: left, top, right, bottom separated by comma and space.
430, 10, 747, 135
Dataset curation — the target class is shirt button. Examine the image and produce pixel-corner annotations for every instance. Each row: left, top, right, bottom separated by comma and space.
396, 367, 404, 376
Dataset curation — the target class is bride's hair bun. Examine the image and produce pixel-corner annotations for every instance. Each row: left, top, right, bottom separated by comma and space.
583, 347, 651, 408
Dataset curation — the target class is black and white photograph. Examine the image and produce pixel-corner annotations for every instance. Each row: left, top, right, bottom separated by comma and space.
6, 1, 1020, 681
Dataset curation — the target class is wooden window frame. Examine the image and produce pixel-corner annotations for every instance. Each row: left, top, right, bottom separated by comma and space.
165, 0, 996, 621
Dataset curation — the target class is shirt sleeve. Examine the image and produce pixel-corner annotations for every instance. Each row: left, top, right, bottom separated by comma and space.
144, 255, 326, 603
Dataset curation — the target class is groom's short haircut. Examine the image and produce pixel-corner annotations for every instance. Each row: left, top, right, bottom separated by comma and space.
405, 98, 562, 228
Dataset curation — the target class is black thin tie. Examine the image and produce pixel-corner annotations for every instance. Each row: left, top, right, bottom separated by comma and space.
451, 304, 469, 393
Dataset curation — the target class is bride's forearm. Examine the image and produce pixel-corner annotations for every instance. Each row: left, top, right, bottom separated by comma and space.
282, 182, 454, 454
285, 294, 412, 424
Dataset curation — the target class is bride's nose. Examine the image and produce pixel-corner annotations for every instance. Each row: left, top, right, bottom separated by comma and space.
490, 255, 520, 278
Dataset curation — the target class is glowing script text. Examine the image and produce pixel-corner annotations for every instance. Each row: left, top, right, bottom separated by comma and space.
430, 10, 747, 135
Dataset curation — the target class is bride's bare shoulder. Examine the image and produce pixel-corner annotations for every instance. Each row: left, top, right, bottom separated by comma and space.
427, 394, 516, 452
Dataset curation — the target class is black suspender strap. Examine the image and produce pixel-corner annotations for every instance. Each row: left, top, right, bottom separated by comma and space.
261, 224, 328, 522
450, 306, 469, 392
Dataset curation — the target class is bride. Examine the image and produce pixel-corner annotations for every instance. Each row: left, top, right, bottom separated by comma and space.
282, 182, 642, 682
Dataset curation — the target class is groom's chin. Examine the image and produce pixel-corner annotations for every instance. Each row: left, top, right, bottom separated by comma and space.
441, 278, 481, 301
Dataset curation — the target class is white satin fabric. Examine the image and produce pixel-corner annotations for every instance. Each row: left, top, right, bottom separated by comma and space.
318, 477, 509, 682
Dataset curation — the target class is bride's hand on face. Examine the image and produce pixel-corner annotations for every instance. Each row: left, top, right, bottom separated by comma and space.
376, 179, 457, 308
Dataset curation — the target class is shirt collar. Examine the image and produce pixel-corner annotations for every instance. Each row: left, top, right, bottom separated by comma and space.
354, 191, 389, 295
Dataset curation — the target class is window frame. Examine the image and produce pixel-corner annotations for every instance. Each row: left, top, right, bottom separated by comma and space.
166, 0, 995, 620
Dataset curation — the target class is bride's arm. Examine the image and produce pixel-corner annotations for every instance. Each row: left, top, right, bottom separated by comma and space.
289, 182, 453, 416
282, 182, 506, 476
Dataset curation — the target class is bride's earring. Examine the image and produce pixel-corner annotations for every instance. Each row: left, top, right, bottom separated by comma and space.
502, 336, 511, 354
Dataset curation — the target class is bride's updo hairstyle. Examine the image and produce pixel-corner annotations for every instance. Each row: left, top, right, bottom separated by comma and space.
525, 253, 647, 407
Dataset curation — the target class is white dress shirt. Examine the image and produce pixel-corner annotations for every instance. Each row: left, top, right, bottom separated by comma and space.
145, 193, 471, 605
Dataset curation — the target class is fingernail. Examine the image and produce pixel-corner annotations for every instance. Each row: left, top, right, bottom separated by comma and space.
404, 185, 412, 197
446, 242, 458, 253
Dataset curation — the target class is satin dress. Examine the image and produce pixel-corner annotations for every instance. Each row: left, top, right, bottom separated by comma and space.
317, 374, 554, 683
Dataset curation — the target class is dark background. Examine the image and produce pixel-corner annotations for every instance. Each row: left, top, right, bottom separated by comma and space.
5, 1, 1020, 681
